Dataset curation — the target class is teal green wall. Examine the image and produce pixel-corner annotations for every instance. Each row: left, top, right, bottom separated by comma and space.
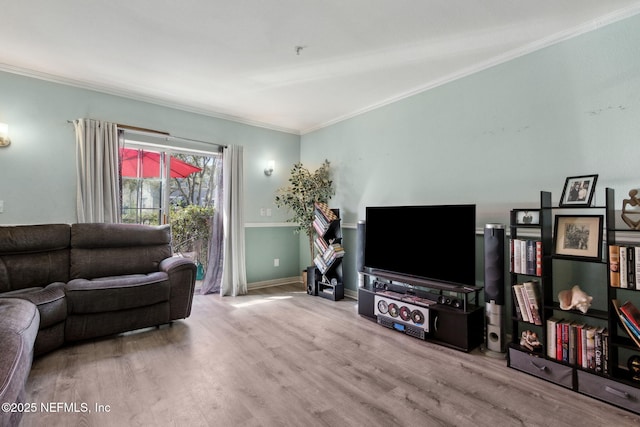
245, 226, 301, 283
302, 14, 640, 295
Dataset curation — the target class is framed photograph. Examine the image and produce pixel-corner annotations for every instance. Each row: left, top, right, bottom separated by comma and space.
559, 174, 598, 207
514, 209, 540, 226
553, 215, 603, 260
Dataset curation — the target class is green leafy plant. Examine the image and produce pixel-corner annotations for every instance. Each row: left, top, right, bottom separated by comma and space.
170, 204, 214, 267
275, 160, 334, 263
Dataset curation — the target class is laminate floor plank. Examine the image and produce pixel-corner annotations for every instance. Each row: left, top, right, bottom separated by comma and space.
20, 284, 640, 426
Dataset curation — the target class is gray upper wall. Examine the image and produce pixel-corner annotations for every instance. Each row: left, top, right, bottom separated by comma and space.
301, 13, 640, 229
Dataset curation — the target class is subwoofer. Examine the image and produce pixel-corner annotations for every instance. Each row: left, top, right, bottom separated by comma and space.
484, 223, 505, 353
307, 265, 318, 296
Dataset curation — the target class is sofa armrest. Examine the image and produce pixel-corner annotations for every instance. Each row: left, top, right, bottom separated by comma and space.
160, 257, 197, 320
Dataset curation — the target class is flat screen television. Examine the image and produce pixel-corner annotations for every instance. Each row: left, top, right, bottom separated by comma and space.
364, 204, 476, 287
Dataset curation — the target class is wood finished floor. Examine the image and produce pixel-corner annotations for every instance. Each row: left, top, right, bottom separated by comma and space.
20, 284, 640, 426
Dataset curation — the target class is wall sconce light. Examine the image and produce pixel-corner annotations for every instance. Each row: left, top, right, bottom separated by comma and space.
0, 123, 10, 147
264, 160, 275, 176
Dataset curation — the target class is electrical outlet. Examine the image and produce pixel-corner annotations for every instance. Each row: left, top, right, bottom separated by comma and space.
0, 200, 4, 213
274, 258, 279, 267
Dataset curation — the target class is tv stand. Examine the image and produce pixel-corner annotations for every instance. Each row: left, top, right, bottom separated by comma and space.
358, 270, 484, 352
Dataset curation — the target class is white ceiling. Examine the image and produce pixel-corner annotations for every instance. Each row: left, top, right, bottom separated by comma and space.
3, 1, 640, 135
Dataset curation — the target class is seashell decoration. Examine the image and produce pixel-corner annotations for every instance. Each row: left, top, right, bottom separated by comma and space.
558, 285, 593, 314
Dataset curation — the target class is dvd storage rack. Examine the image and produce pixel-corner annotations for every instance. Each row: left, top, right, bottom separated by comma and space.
310, 202, 344, 301
507, 188, 640, 415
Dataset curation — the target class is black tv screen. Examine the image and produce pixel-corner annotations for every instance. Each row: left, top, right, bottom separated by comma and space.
364, 204, 476, 287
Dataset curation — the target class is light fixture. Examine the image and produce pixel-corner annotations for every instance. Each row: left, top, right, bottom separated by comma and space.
0, 123, 10, 147
264, 160, 275, 176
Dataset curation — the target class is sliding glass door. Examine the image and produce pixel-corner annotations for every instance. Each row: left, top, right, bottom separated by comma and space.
120, 143, 219, 274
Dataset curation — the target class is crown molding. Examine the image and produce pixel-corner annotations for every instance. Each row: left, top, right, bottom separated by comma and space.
300, 5, 640, 135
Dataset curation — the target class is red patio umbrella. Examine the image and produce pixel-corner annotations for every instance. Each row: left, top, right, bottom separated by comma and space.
120, 148, 202, 178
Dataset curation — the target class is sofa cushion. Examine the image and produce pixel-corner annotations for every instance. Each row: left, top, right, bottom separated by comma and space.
66, 272, 170, 314
0, 298, 39, 427
70, 223, 172, 279
2, 283, 67, 328
0, 224, 70, 292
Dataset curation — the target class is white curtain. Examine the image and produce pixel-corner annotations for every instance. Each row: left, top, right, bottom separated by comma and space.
200, 152, 224, 294
74, 119, 122, 223
201, 145, 247, 296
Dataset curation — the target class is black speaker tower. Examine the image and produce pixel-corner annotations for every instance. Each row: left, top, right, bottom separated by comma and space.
356, 220, 366, 287
484, 223, 505, 353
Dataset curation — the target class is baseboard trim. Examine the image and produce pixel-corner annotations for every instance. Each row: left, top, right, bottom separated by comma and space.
248, 276, 303, 290
344, 288, 357, 300
248, 277, 357, 300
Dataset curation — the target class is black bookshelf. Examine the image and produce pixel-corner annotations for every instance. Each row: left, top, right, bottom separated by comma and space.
507, 188, 640, 415
311, 203, 344, 301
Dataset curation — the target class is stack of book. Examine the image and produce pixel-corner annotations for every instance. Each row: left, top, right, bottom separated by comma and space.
314, 243, 345, 274
313, 202, 338, 236
313, 235, 328, 255
546, 317, 608, 374
510, 239, 542, 276
613, 299, 640, 348
609, 245, 640, 289
512, 281, 542, 325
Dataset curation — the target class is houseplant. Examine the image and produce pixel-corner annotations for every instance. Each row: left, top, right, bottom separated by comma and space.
274, 160, 335, 265
170, 204, 214, 279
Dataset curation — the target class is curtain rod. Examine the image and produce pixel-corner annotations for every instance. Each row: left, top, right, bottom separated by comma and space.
67, 120, 226, 148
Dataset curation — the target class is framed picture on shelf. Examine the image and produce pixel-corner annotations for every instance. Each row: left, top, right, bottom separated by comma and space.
514, 209, 540, 226
559, 174, 598, 207
553, 215, 603, 260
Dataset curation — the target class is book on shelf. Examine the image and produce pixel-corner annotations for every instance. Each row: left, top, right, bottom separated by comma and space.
314, 236, 329, 254
322, 243, 345, 265
314, 254, 328, 274
611, 245, 640, 289
636, 247, 640, 290
594, 326, 606, 373
620, 246, 628, 288
585, 325, 597, 370
314, 202, 338, 222
312, 218, 328, 236
620, 313, 640, 339
612, 299, 640, 349
522, 281, 542, 326
602, 328, 609, 374
568, 321, 578, 365
620, 301, 640, 338
525, 240, 536, 275
580, 325, 588, 369
559, 320, 570, 362
512, 286, 523, 321
511, 283, 530, 322
511, 239, 521, 273
512, 283, 531, 323
546, 317, 561, 359
628, 247, 636, 290
572, 321, 586, 367
609, 245, 620, 288
510, 239, 542, 275
620, 300, 640, 332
